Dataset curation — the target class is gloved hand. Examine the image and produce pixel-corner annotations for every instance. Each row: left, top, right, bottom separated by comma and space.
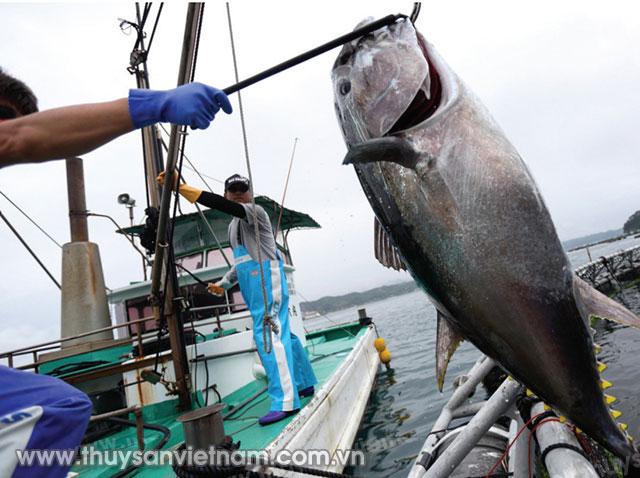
157, 171, 202, 203
207, 282, 225, 297
156, 171, 178, 190
128, 82, 232, 129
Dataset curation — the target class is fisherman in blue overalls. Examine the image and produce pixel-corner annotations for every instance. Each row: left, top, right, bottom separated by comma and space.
1, 68, 233, 476
160, 172, 317, 425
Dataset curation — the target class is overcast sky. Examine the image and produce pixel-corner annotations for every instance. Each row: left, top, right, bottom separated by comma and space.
1, 1, 639, 351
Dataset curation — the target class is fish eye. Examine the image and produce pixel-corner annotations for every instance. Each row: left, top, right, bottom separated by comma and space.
338, 52, 351, 66
356, 33, 375, 47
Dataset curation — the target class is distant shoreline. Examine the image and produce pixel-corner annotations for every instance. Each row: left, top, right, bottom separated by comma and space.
301, 281, 418, 316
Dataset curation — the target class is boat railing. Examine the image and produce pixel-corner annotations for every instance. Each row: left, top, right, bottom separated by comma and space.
1, 305, 252, 372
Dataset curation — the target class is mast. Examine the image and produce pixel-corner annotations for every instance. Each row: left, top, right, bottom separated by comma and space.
60, 157, 113, 348
148, 3, 205, 411
129, 4, 164, 207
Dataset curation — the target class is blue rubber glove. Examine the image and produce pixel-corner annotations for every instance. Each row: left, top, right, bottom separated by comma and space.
128, 82, 233, 129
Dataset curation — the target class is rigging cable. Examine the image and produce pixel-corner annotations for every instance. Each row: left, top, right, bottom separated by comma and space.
157, 134, 231, 267
225, 2, 276, 354
0, 210, 61, 289
145, 3, 164, 55
0, 189, 62, 248
158, 123, 224, 187
274, 137, 299, 239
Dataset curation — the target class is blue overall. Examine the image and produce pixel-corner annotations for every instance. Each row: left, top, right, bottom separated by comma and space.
233, 245, 316, 412
0, 365, 93, 478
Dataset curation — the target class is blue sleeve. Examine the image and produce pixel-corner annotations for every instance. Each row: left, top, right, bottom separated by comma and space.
0, 366, 92, 478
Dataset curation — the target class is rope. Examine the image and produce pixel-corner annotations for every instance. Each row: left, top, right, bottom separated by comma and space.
483, 411, 547, 478
274, 137, 298, 239
0, 190, 62, 248
225, 2, 275, 353
0, 210, 61, 289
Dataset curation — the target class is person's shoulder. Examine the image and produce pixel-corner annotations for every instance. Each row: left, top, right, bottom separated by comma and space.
242, 202, 268, 217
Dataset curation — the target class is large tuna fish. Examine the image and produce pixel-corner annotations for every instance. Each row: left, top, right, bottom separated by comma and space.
332, 18, 639, 461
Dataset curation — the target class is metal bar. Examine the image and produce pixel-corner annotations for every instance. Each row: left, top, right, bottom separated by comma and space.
508, 414, 531, 477
530, 402, 599, 477
191, 347, 257, 363
222, 14, 407, 96
133, 408, 145, 451
65, 157, 89, 242
90, 405, 139, 422
1, 309, 248, 361
136, 327, 144, 357
0, 316, 154, 358
63, 355, 161, 385
409, 356, 496, 478
451, 401, 486, 419
215, 308, 222, 331
422, 378, 523, 478
0, 210, 61, 289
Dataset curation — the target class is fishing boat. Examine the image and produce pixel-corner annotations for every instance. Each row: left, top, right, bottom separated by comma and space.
0, 4, 387, 477
2, 200, 380, 477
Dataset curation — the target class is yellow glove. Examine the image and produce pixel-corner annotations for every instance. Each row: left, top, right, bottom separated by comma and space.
156, 171, 202, 204
207, 283, 225, 297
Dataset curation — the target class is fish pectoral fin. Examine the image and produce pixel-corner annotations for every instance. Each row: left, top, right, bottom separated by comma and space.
374, 217, 407, 271
343, 136, 420, 169
573, 276, 640, 329
436, 311, 465, 392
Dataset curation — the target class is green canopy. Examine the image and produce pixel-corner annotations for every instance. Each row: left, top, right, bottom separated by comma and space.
119, 196, 320, 258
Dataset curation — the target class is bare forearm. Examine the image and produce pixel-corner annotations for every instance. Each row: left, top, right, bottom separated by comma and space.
0, 99, 134, 167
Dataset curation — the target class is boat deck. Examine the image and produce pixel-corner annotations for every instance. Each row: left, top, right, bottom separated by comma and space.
70, 322, 368, 477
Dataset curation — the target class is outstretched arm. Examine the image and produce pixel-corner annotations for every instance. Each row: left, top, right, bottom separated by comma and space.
0, 82, 232, 168
0, 99, 133, 166
157, 172, 246, 219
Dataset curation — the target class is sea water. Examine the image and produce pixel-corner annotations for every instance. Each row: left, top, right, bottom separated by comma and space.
304, 235, 640, 477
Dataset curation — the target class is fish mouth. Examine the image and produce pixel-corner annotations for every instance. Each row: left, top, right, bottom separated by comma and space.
387, 35, 442, 136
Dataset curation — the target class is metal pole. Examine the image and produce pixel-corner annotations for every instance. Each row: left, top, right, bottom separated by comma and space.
150, 2, 202, 301
530, 402, 599, 477
221, 14, 407, 95
422, 378, 523, 478
65, 157, 89, 242
131, 5, 164, 208
149, 2, 205, 411
410, 357, 496, 477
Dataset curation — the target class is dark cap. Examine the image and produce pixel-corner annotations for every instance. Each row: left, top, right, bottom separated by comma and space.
224, 174, 250, 192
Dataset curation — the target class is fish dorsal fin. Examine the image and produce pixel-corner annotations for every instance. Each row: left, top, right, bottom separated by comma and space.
343, 137, 420, 169
573, 276, 640, 329
436, 311, 464, 392
374, 217, 406, 271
